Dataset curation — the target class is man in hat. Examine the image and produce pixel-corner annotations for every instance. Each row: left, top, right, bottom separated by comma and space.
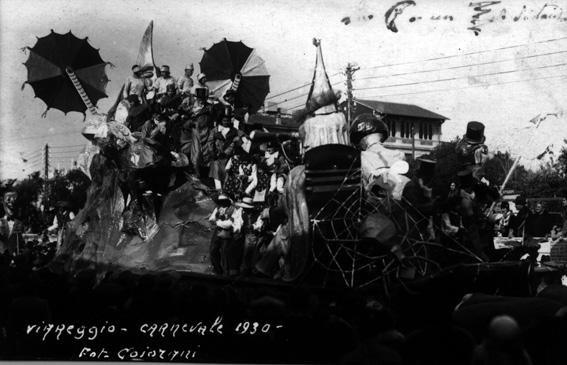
455, 121, 490, 178
237, 197, 263, 275
209, 194, 238, 275
350, 113, 407, 195
158, 83, 183, 115
177, 64, 194, 96
179, 87, 216, 179
209, 107, 239, 191
0, 191, 24, 256
401, 157, 438, 240
509, 195, 529, 237
123, 65, 153, 100
154, 65, 177, 98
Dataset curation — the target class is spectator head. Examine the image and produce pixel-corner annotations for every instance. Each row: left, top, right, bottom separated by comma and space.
500, 201, 510, 212
3, 190, 18, 217
450, 181, 456, 191
535, 201, 544, 214
487, 315, 524, 352
515, 195, 526, 209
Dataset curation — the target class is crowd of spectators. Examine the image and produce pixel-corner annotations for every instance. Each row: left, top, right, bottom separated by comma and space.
1, 251, 567, 364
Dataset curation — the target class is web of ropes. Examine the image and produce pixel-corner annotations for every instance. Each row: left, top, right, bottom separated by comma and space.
307, 163, 482, 288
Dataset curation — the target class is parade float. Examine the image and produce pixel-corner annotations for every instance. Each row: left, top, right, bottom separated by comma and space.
21, 24, 535, 297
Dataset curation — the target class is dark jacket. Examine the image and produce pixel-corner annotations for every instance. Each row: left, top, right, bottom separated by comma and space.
0, 217, 24, 255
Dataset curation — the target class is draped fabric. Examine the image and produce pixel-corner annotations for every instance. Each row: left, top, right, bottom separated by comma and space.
300, 113, 350, 151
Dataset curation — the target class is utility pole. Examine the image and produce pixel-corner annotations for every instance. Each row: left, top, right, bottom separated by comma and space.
411, 122, 416, 161
44, 143, 49, 179
345, 62, 360, 128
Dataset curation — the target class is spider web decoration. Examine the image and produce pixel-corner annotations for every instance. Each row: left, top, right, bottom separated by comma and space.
306, 161, 482, 290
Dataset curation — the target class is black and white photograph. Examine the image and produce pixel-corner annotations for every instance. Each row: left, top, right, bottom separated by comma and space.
1, 0, 567, 363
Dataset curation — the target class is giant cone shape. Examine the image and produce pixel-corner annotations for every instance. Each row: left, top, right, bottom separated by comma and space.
300, 39, 349, 151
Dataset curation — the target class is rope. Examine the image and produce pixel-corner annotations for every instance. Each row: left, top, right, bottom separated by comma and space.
65, 67, 98, 115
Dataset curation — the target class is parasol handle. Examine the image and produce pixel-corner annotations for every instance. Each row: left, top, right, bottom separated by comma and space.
65, 67, 98, 115
486, 155, 522, 217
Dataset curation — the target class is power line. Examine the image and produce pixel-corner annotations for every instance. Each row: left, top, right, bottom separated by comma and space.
355, 49, 567, 82
359, 35, 567, 73
269, 80, 344, 106
357, 73, 567, 99
354, 62, 567, 91
265, 71, 341, 101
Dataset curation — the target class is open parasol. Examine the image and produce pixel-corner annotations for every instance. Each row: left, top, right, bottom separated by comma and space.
199, 39, 270, 113
23, 30, 110, 116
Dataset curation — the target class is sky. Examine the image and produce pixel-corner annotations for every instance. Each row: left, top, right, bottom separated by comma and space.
1, 0, 566, 179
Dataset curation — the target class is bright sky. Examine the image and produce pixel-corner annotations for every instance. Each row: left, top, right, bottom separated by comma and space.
1, 0, 566, 179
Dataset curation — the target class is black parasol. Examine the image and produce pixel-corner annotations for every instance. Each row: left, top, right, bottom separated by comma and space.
199, 39, 270, 114
23, 30, 110, 116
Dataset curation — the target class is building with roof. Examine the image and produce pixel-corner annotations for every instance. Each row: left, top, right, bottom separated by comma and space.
340, 99, 449, 159
249, 98, 449, 159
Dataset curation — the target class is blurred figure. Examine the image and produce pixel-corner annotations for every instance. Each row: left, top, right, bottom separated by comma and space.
177, 64, 194, 96
154, 65, 177, 98
526, 201, 553, 237
471, 315, 532, 365
498, 201, 512, 237
448, 181, 459, 199
509, 196, 529, 237
0, 191, 24, 255
123, 64, 153, 100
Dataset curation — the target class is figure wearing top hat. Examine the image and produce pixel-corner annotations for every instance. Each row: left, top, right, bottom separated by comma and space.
455, 121, 491, 178
401, 157, 438, 224
179, 87, 216, 179
154, 65, 178, 97
209, 107, 240, 190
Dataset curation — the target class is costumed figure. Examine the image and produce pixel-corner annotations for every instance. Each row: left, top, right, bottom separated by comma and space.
0, 191, 24, 256
179, 87, 216, 179
223, 135, 257, 201
255, 39, 350, 280
178, 64, 195, 96
208, 194, 241, 275
209, 107, 240, 190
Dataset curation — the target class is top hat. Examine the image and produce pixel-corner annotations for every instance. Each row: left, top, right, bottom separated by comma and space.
235, 196, 254, 209
217, 194, 232, 203
160, 65, 170, 73
463, 121, 486, 144
194, 87, 208, 99
350, 113, 389, 145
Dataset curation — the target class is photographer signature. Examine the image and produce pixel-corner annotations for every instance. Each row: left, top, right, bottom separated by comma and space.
340, 1, 566, 35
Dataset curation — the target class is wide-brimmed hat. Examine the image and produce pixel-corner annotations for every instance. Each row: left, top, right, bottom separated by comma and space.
217, 194, 232, 203
463, 121, 486, 144
236, 196, 254, 209
160, 65, 170, 73
197, 73, 206, 82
